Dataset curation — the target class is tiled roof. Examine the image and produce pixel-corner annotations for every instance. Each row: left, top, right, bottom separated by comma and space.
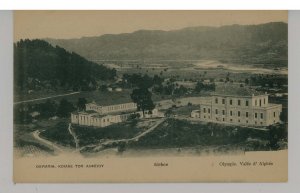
213, 84, 265, 97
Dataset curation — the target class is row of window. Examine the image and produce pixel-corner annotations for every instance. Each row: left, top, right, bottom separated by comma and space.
214, 98, 267, 107
104, 103, 136, 111
202, 108, 265, 119
87, 103, 136, 112
76, 115, 110, 123
215, 98, 249, 106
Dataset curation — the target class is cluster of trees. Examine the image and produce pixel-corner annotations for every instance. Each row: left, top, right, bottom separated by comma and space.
14, 39, 116, 92
195, 81, 216, 93
267, 124, 288, 150
121, 74, 156, 116
152, 82, 188, 96
248, 75, 288, 88
122, 73, 164, 89
14, 97, 87, 124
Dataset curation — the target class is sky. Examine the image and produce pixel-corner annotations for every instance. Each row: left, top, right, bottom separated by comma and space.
14, 10, 287, 41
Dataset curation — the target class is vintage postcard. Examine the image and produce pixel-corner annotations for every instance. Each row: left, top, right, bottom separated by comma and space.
13, 10, 288, 182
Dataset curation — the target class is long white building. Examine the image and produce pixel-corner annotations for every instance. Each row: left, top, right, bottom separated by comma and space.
85, 101, 138, 115
71, 101, 158, 128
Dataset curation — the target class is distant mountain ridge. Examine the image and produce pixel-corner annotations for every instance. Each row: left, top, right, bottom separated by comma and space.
45, 22, 287, 66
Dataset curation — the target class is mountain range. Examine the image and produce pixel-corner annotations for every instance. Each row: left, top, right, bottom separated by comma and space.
45, 22, 288, 66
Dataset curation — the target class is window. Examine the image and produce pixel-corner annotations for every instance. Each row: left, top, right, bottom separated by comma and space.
274, 112, 276, 117
230, 111, 233, 116
261, 113, 263, 119
230, 100, 233, 105
238, 111, 241, 117
223, 118, 225, 121
203, 108, 206, 113
238, 100, 241, 106
259, 99, 262, 106
208, 108, 210, 113
255, 100, 257, 106
204, 115, 206, 118
255, 113, 257, 118
222, 110, 225, 115
264, 98, 266, 104
246, 112, 249, 117
246, 100, 249, 106
222, 99, 225, 104
230, 119, 233, 122
215, 109, 218, 114
215, 98, 218, 104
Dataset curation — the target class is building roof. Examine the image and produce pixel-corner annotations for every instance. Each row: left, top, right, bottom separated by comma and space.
91, 114, 109, 118
213, 84, 265, 97
86, 100, 135, 107
84, 89, 134, 106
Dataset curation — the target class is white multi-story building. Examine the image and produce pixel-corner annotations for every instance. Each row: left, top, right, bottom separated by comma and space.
191, 86, 282, 127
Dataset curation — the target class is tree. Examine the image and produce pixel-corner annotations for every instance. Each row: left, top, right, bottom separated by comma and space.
131, 88, 155, 116
245, 78, 249, 85
77, 97, 87, 111
57, 98, 75, 118
267, 124, 287, 150
38, 99, 57, 118
195, 81, 204, 93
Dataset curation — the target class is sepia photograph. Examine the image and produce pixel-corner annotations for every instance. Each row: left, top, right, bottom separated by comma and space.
13, 10, 288, 182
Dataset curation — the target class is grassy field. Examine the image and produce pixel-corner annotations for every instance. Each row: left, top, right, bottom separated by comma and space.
126, 118, 285, 152
117, 66, 253, 82
40, 120, 76, 148
14, 123, 55, 156
72, 119, 153, 147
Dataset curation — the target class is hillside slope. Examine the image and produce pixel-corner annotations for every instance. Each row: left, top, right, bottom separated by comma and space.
14, 39, 116, 92
45, 22, 287, 66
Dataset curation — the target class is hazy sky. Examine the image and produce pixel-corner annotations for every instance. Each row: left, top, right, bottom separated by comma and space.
14, 10, 287, 41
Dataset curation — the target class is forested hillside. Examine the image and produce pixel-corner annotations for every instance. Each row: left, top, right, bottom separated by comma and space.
14, 39, 116, 92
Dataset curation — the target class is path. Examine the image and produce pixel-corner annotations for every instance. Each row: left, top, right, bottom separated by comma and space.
80, 118, 166, 151
14, 92, 80, 105
32, 130, 65, 153
68, 123, 80, 150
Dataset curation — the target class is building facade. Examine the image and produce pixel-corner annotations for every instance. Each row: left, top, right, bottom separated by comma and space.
71, 102, 159, 128
85, 102, 137, 115
71, 110, 144, 127
191, 88, 282, 127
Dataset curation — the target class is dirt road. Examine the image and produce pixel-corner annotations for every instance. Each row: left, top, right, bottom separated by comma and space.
14, 92, 80, 105
32, 130, 65, 153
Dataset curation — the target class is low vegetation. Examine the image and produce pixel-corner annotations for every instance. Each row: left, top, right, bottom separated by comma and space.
72, 120, 145, 147
127, 119, 287, 152
40, 121, 76, 148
